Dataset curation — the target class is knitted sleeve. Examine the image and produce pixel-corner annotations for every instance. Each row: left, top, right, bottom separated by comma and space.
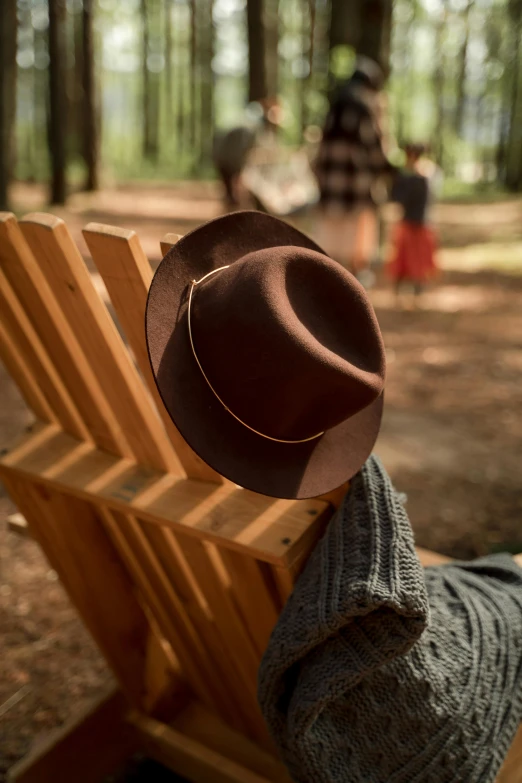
258, 455, 429, 777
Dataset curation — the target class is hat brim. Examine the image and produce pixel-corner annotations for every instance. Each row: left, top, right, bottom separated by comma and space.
146, 211, 383, 499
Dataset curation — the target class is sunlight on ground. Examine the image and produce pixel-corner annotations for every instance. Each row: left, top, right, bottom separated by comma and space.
68, 189, 222, 222
440, 242, 522, 274
371, 284, 506, 312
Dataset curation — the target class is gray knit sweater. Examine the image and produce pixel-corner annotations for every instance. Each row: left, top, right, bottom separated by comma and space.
258, 456, 522, 782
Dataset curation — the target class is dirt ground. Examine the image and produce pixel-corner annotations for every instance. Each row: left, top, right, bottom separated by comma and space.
1, 182, 522, 781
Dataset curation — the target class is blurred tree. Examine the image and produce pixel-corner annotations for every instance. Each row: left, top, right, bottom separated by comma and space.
7, 0, 521, 189
504, 0, 522, 189
48, 0, 68, 203
142, 0, 160, 160
82, 0, 99, 190
359, 0, 392, 74
247, 0, 267, 101
18, 0, 36, 182
32, 3, 49, 183
496, 4, 513, 181
174, 2, 188, 157
454, 0, 475, 137
71, 2, 84, 162
141, 0, 150, 157
390, 0, 412, 145
299, 0, 315, 138
199, 0, 214, 164
189, 0, 197, 147
0, 0, 17, 210
165, 0, 173, 125
265, 0, 279, 99
329, 0, 392, 77
432, 1, 448, 167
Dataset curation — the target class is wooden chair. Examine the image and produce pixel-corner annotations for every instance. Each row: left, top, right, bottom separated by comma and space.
0, 212, 520, 783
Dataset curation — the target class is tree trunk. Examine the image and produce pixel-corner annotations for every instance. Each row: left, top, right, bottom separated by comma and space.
264, 0, 279, 99
0, 0, 17, 210
199, 0, 214, 166
358, 0, 393, 76
33, 25, 48, 181
141, 0, 155, 160
48, 0, 68, 204
165, 0, 173, 125
312, 0, 330, 108
174, 3, 187, 158
299, 0, 316, 139
329, 0, 392, 87
72, 6, 84, 161
432, 3, 447, 168
454, 0, 474, 136
309, 0, 316, 82
396, 0, 411, 145
246, 0, 267, 102
189, 0, 197, 149
82, 0, 99, 190
329, 0, 358, 51
505, 0, 522, 189
497, 37, 513, 182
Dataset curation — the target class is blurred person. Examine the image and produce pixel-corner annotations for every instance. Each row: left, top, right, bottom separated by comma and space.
387, 143, 439, 307
212, 98, 281, 209
313, 56, 394, 282
417, 142, 444, 210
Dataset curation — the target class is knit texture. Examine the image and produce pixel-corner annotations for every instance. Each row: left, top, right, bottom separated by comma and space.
258, 455, 522, 782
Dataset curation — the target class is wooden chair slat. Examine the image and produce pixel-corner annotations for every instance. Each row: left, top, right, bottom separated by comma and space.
1, 475, 168, 710
160, 233, 182, 256
82, 223, 221, 483
497, 724, 522, 782
416, 547, 453, 566
171, 534, 270, 745
142, 622, 186, 717
0, 267, 89, 439
0, 214, 134, 456
130, 712, 274, 783
0, 423, 328, 565
98, 507, 227, 718
0, 317, 57, 425
218, 547, 280, 658
270, 564, 297, 608
171, 701, 292, 783
141, 522, 263, 735
19, 214, 180, 473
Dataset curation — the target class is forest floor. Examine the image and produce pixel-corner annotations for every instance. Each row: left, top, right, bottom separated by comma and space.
2, 181, 522, 781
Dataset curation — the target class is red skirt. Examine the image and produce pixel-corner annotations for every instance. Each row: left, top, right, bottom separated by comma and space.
387, 221, 438, 283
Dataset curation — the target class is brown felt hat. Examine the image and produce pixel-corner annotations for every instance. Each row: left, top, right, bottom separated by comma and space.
146, 211, 385, 499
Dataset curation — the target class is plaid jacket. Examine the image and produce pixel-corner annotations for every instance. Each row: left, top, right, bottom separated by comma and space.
315, 89, 394, 212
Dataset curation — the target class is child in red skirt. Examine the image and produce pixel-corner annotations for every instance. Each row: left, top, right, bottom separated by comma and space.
387, 143, 438, 305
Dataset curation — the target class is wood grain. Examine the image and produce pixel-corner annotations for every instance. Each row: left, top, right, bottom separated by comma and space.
0, 212, 132, 457
83, 222, 221, 482
0, 423, 328, 565
20, 213, 179, 472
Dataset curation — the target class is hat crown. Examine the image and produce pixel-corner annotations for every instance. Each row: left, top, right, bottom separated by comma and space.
190, 246, 385, 442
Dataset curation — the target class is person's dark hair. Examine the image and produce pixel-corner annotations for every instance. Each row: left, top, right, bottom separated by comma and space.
351, 55, 385, 91
351, 69, 379, 91
404, 142, 426, 160
328, 55, 384, 107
